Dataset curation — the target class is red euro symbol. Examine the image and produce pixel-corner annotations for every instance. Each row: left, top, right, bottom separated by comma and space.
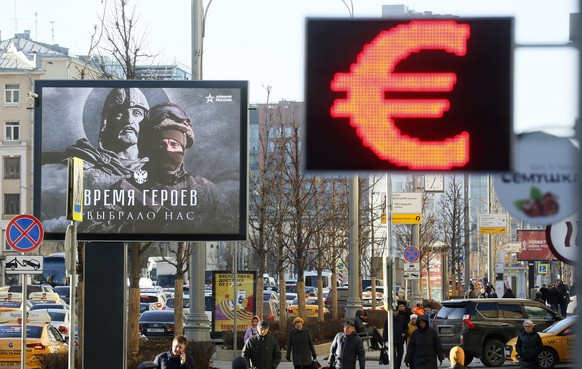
330, 21, 471, 170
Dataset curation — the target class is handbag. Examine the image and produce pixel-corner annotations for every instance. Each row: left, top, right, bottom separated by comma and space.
379, 345, 389, 365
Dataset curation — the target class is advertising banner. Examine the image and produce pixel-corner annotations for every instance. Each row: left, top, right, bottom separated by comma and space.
33, 80, 248, 241
212, 271, 256, 333
516, 229, 556, 261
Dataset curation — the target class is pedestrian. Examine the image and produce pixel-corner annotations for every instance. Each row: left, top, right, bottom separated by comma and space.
503, 288, 516, 298
404, 315, 444, 369
464, 285, 476, 299
383, 309, 408, 369
244, 315, 260, 343
534, 291, 544, 304
286, 317, 317, 369
515, 319, 542, 369
153, 335, 196, 369
547, 283, 560, 314
425, 305, 436, 328
242, 320, 281, 369
328, 319, 365, 369
406, 314, 418, 344
448, 346, 468, 369
411, 303, 425, 315
397, 301, 413, 324
477, 288, 488, 298
557, 280, 570, 317
538, 284, 549, 304
354, 310, 383, 350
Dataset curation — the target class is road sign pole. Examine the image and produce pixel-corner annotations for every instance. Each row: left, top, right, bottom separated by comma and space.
68, 221, 77, 369
21, 280, 27, 369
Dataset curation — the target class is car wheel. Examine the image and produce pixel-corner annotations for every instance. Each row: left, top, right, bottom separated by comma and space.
481, 338, 505, 367
538, 347, 558, 369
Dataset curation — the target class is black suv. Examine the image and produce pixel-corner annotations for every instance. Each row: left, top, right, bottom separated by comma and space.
433, 298, 560, 367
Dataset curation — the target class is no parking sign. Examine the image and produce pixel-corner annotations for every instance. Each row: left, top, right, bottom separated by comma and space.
6, 214, 44, 253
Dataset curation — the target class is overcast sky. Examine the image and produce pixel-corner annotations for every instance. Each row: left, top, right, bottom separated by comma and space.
1, 0, 578, 134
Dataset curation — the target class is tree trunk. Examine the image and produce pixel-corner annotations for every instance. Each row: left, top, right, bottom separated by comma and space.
127, 244, 141, 354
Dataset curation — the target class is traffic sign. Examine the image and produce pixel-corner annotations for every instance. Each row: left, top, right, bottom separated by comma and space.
392, 214, 422, 224
5, 256, 44, 275
546, 212, 578, 265
538, 263, 549, 274
404, 262, 420, 272
404, 246, 420, 263
6, 214, 44, 253
404, 271, 420, 280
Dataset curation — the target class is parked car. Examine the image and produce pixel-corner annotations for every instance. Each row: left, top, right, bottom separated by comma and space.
285, 293, 298, 308
30, 303, 69, 311
139, 310, 184, 339
505, 315, 576, 369
288, 297, 329, 318
33, 308, 76, 341
324, 287, 349, 310
263, 300, 279, 321
433, 298, 560, 367
140, 292, 167, 310
53, 286, 71, 305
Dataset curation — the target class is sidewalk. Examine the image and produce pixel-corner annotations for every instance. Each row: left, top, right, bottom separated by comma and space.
212, 349, 453, 369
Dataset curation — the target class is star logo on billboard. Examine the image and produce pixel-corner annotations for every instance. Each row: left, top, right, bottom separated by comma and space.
206, 94, 215, 103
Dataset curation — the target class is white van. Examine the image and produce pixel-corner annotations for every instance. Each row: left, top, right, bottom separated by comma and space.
304, 271, 338, 294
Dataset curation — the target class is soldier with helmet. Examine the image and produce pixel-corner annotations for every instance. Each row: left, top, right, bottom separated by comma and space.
66, 87, 150, 188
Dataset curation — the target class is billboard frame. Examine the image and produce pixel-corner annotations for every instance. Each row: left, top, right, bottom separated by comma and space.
33, 79, 248, 242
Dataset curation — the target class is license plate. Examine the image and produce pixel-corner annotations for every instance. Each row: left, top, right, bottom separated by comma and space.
147, 328, 165, 333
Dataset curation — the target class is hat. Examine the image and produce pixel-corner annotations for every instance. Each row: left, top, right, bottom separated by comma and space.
232, 356, 248, 369
293, 317, 304, 324
142, 103, 195, 149
410, 314, 418, 320
258, 320, 269, 328
343, 319, 355, 327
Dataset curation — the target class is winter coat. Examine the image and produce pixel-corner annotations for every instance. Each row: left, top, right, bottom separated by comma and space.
383, 315, 407, 344
404, 315, 444, 369
406, 321, 417, 344
547, 287, 560, 305
286, 327, 317, 366
354, 310, 368, 334
242, 333, 281, 369
516, 329, 542, 369
153, 351, 196, 369
329, 331, 365, 369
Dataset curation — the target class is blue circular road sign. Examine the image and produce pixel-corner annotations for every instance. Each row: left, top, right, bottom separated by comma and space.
6, 214, 44, 253
404, 246, 419, 262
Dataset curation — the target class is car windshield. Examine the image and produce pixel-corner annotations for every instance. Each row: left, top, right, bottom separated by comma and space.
0, 325, 43, 338
46, 312, 67, 321
543, 317, 576, 333
140, 296, 159, 303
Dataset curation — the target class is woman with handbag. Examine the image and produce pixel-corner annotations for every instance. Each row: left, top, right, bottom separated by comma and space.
286, 317, 318, 369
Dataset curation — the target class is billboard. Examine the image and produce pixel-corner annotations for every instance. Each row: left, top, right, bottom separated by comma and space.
516, 229, 556, 261
305, 18, 513, 172
212, 271, 256, 333
34, 80, 248, 241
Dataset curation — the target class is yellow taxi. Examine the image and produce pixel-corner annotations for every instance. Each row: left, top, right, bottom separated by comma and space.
505, 316, 575, 369
287, 297, 329, 318
27, 292, 65, 307
0, 293, 31, 312
0, 311, 68, 369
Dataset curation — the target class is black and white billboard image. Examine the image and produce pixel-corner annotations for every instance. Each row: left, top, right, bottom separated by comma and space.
34, 80, 248, 241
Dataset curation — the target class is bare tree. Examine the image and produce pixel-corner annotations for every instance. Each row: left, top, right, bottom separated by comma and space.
158, 242, 192, 335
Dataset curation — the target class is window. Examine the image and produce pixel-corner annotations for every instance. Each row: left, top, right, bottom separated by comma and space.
5, 122, 19, 141
525, 305, 555, 320
476, 302, 498, 319
4, 157, 20, 179
499, 304, 524, 319
4, 194, 20, 215
4, 84, 19, 104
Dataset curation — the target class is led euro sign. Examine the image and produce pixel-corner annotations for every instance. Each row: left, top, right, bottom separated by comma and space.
330, 21, 471, 170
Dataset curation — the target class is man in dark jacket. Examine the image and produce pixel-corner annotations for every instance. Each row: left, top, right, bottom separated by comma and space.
383, 309, 407, 369
557, 280, 570, 317
286, 317, 317, 369
515, 319, 542, 369
547, 283, 561, 314
329, 320, 365, 369
538, 284, 549, 304
354, 310, 383, 350
397, 301, 413, 324
404, 315, 444, 369
242, 320, 281, 369
153, 335, 196, 369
